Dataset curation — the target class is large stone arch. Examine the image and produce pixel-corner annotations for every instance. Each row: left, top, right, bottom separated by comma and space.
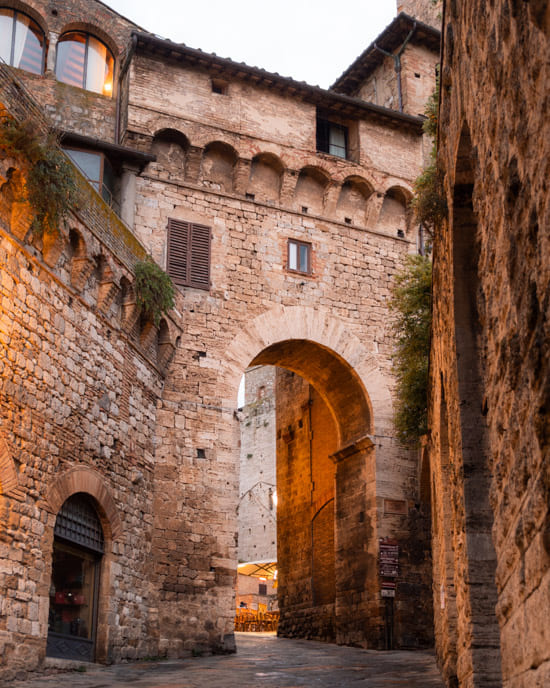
222, 304, 393, 445
223, 305, 393, 647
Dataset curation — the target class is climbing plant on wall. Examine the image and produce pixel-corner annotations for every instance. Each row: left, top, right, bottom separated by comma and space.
390, 254, 432, 446
134, 259, 175, 326
411, 77, 446, 235
0, 117, 79, 235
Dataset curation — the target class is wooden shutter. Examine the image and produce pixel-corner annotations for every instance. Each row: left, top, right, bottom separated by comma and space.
167, 219, 190, 286
189, 223, 211, 290
167, 219, 211, 290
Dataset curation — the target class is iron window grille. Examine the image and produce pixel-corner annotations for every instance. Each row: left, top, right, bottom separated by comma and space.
54, 493, 104, 554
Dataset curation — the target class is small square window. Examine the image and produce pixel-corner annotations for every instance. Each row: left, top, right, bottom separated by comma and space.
316, 115, 348, 159
211, 78, 228, 94
287, 239, 311, 275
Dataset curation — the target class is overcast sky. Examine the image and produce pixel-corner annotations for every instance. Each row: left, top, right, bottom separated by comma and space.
106, 0, 398, 88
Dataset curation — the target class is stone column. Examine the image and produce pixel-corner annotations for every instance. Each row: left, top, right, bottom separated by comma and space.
233, 158, 251, 195
280, 170, 298, 206
331, 435, 380, 648
324, 182, 341, 217
46, 33, 58, 72
119, 163, 140, 228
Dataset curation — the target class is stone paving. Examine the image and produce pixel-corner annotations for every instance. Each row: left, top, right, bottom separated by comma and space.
11, 633, 445, 687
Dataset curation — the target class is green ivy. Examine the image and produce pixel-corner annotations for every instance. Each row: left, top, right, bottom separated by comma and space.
390, 254, 432, 447
0, 117, 80, 235
134, 259, 175, 326
411, 77, 447, 235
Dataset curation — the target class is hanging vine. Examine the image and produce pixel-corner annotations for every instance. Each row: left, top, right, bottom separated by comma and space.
0, 116, 80, 235
134, 259, 175, 326
411, 77, 447, 236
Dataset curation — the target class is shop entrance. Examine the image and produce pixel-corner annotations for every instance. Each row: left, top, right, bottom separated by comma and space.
46, 493, 104, 662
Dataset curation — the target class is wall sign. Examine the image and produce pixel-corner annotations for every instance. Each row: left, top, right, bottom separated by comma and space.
379, 538, 399, 578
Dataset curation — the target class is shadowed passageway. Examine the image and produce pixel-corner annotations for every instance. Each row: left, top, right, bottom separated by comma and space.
13, 634, 444, 687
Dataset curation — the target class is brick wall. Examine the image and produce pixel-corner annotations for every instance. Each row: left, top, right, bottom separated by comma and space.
397, 0, 442, 27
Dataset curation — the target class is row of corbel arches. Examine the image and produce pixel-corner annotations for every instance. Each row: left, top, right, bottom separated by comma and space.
149, 129, 413, 236
1, 135, 177, 375
64, 227, 178, 372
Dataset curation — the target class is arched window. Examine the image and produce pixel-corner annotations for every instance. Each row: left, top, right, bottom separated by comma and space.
0, 8, 45, 74
56, 31, 114, 97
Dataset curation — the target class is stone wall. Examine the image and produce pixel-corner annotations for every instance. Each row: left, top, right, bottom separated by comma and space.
276, 370, 337, 643
398, 0, 442, 28
0, 0, 441, 672
0, 106, 180, 679
429, 1, 550, 687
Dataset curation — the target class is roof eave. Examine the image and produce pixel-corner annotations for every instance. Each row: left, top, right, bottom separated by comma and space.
331, 12, 441, 95
131, 31, 425, 134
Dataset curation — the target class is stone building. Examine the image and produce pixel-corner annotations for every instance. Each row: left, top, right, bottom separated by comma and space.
0, 0, 440, 679
428, 1, 549, 687
237, 366, 277, 567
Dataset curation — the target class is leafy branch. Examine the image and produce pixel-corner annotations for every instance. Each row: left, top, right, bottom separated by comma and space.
134, 259, 175, 326
0, 117, 80, 235
390, 254, 432, 446
411, 76, 447, 235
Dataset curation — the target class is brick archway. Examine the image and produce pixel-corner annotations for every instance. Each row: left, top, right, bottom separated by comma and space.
223, 305, 393, 445
42, 465, 122, 663
44, 465, 122, 541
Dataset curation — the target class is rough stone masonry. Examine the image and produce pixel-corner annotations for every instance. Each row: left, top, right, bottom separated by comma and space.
0, 0, 441, 681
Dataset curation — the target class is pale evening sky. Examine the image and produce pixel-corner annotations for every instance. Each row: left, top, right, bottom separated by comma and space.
105, 0, 398, 89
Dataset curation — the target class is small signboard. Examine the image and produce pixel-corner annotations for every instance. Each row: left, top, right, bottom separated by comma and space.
381, 581, 396, 598
379, 538, 399, 578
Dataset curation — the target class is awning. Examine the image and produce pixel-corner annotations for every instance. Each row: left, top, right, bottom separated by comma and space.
237, 560, 277, 579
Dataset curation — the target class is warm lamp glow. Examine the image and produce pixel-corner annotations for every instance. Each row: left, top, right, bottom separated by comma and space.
103, 81, 112, 95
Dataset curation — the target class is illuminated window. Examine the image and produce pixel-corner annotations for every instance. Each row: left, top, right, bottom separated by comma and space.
287, 239, 311, 275
56, 32, 114, 97
0, 8, 45, 74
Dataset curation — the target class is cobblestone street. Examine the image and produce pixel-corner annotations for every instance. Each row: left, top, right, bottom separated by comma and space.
11, 633, 444, 687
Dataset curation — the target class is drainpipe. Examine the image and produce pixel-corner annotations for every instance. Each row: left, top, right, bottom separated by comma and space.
115, 34, 138, 145
374, 22, 417, 112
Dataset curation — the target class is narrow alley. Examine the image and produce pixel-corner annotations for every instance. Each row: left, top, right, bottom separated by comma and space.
12, 634, 444, 687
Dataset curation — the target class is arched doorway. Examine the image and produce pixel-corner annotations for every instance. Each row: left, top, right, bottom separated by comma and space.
46, 493, 104, 662
248, 340, 376, 645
